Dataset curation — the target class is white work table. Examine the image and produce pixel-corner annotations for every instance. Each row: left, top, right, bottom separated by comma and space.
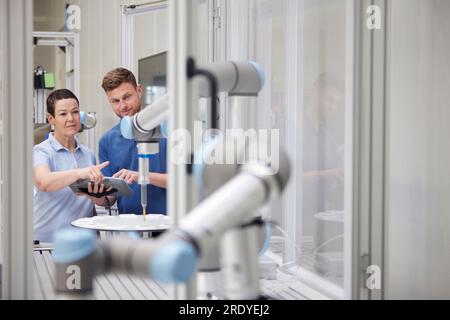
33, 248, 307, 300
33, 249, 169, 300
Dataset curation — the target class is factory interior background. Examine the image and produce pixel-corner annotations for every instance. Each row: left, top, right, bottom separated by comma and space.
1, 0, 450, 300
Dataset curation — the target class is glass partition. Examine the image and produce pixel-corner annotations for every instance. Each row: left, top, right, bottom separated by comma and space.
254, 0, 350, 297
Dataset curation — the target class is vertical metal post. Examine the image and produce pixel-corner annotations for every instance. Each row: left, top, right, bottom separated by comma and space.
168, 0, 199, 300
367, 0, 388, 300
1, 0, 34, 300
344, 0, 356, 300
86, 112, 97, 157
283, 0, 302, 264
66, 34, 74, 92
121, 5, 132, 69
352, 0, 388, 300
73, 32, 80, 97
120, 3, 169, 71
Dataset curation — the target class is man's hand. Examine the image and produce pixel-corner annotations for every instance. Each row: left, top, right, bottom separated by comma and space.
113, 169, 138, 184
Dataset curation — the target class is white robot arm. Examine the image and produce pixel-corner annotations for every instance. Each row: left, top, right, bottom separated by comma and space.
52, 142, 289, 298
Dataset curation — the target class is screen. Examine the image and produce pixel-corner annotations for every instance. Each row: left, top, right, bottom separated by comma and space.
138, 51, 167, 108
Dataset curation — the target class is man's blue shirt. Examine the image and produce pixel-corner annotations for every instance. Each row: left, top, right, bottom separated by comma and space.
99, 123, 167, 214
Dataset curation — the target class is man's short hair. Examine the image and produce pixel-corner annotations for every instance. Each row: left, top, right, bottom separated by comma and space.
101, 67, 137, 92
46, 88, 79, 116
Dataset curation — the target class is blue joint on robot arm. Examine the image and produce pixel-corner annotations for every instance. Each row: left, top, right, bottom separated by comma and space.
259, 222, 271, 256
53, 227, 97, 264
120, 116, 134, 140
248, 61, 266, 90
192, 134, 221, 189
160, 121, 168, 138
149, 240, 198, 283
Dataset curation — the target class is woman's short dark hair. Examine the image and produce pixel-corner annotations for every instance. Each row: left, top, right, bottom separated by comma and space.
46, 89, 79, 116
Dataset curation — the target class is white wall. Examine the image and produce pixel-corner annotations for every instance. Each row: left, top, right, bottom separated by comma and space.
387, 0, 450, 299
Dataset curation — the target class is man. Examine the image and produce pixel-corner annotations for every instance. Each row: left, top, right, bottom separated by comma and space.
98, 67, 167, 215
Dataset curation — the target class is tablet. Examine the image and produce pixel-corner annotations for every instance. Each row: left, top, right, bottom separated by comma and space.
70, 177, 133, 197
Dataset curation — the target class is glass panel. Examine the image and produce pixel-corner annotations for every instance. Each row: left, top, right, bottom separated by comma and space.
255, 0, 348, 292
132, 10, 168, 74
255, 0, 288, 258
298, 0, 347, 287
132, 9, 168, 108
387, 0, 450, 299
0, 8, 4, 262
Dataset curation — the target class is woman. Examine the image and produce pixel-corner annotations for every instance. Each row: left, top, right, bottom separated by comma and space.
33, 89, 109, 242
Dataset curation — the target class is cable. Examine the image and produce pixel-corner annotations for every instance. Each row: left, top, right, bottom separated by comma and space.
268, 221, 303, 259
268, 220, 345, 285
187, 57, 219, 130
312, 234, 344, 256
105, 197, 112, 216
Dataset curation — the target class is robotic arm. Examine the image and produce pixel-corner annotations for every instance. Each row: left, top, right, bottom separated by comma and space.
53, 142, 290, 298
119, 94, 168, 218
119, 60, 265, 219
53, 60, 279, 299
119, 60, 265, 140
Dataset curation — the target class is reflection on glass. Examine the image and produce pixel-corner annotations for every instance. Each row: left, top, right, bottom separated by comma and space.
297, 0, 347, 287
144, 85, 167, 106
301, 72, 345, 284
255, 0, 347, 290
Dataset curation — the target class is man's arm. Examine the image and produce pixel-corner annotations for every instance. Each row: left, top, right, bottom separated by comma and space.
112, 169, 167, 189
149, 172, 167, 188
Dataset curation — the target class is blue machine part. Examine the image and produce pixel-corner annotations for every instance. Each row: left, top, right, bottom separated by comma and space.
120, 116, 134, 140
160, 120, 168, 138
149, 240, 198, 283
80, 111, 86, 125
53, 227, 97, 264
248, 61, 266, 90
192, 134, 221, 189
259, 222, 271, 256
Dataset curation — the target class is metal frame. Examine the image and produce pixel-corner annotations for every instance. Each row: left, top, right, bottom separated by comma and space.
168, 0, 199, 299
32, 31, 80, 96
344, 0, 357, 300
1, 0, 34, 299
351, 0, 388, 300
283, 0, 358, 300
225, 0, 255, 60
218, 0, 363, 300
283, 0, 301, 266
208, 0, 228, 131
208, 0, 227, 63
0, 1, 4, 245
121, 1, 168, 70
367, 0, 388, 300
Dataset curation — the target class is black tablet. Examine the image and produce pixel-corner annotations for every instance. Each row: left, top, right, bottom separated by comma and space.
70, 177, 133, 198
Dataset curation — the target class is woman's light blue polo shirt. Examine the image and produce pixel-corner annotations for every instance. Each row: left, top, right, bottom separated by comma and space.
33, 133, 96, 242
